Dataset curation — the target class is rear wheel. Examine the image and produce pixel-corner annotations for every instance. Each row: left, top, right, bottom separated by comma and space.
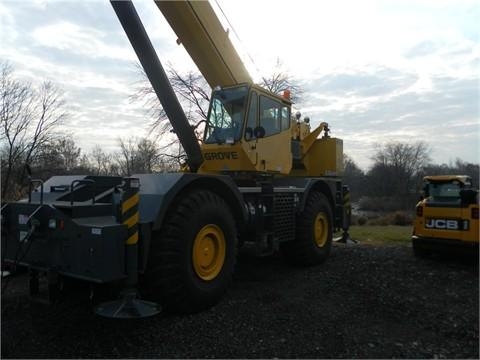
143, 190, 237, 313
281, 192, 333, 266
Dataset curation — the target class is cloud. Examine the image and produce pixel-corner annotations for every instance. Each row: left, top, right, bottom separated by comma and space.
404, 41, 440, 58
1, 0, 478, 172
31, 21, 134, 61
303, 65, 479, 169
307, 67, 418, 98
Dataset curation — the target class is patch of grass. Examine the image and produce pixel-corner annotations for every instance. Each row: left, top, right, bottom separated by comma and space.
336, 225, 412, 246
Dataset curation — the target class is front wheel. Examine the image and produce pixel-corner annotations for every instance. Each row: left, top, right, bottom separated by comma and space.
143, 190, 237, 313
281, 192, 333, 266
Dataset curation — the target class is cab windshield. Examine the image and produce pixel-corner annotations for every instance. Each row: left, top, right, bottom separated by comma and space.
426, 181, 463, 203
204, 86, 248, 144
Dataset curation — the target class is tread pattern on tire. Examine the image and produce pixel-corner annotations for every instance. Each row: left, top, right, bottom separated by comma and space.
143, 190, 237, 313
281, 191, 333, 266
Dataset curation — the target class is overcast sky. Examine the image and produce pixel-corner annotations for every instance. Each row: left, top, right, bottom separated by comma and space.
1, 0, 478, 170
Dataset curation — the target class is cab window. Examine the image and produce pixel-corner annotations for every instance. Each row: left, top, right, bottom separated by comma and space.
259, 96, 290, 137
204, 86, 248, 144
427, 181, 462, 203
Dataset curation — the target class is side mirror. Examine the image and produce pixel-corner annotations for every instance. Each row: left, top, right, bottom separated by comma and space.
253, 126, 265, 139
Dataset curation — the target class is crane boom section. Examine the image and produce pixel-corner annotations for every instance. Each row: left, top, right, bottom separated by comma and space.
155, 0, 252, 88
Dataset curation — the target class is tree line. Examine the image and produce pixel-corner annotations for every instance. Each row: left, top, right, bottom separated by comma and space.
0, 63, 186, 200
344, 145, 479, 211
1, 62, 478, 208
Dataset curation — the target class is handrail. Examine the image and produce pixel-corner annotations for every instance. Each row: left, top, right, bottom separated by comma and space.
28, 179, 44, 205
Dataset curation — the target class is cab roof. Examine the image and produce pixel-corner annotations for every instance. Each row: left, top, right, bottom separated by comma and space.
423, 175, 471, 184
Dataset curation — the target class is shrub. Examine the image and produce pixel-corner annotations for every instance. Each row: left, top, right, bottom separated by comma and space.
358, 196, 418, 212
392, 211, 412, 226
368, 215, 391, 226
357, 216, 367, 226
358, 211, 413, 226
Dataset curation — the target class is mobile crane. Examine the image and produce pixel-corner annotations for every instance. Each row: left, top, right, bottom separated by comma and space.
1, 0, 350, 318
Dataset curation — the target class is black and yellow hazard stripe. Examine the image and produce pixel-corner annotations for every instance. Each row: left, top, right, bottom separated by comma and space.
343, 190, 351, 212
122, 191, 139, 245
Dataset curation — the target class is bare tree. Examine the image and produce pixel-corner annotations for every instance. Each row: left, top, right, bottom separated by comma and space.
343, 154, 366, 202
115, 137, 166, 176
1, 63, 34, 199
117, 137, 136, 176
0, 62, 67, 200
131, 63, 209, 142
136, 138, 160, 173
56, 137, 82, 171
422, 158, 479, 188
258, 58, 304, 104
369, 141, 431, 197
90, 145, 113, 176
32, 136, 82, 172
131, 59, 304, 159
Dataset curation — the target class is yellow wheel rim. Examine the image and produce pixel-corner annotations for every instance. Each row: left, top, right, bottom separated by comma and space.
192, 224, 226, 281
314, 213, 328, 248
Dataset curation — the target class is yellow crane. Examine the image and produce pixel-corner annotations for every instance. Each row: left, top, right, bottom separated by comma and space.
1, 0, 350, 318
155, 0, 343, 176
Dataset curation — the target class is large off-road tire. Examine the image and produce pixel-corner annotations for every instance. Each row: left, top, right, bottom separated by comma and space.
143, 190, 237, 314
280, 192, 333, 266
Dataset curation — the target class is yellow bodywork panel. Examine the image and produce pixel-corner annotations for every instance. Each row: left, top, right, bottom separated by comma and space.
463, 205, 478, 243
198, 129, 293, 174
249, 129, 293, 174
198, 128, 340, 176
155, 1, 252, 88
414, 204, 479, 244
198, 143, 256, 173
300, 122, 328, 156
291, 138, 343, 177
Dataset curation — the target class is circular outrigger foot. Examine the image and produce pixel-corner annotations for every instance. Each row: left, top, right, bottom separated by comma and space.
95, 289, 161, 319
333, 230, 358, 245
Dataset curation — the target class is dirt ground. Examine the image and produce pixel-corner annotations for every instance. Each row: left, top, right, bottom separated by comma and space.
1, 242, 478, 359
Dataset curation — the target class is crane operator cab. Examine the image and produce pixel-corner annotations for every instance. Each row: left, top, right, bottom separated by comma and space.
197, 83, 343, 177
199, 83, 294, 174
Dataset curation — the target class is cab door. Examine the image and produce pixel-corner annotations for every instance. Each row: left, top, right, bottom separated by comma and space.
241, 91, 292, 174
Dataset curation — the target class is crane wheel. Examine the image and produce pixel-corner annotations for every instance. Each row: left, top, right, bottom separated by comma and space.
143, 190, 237, 313
280, 192, 333, 266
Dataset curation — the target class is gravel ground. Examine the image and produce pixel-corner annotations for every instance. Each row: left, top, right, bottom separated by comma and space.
1, 242, 478, 359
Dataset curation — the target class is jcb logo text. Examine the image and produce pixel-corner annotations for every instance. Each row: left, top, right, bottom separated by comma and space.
425, 219, 459, 230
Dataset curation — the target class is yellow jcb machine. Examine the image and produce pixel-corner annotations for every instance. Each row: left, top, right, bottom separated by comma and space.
1, 0, 350, 318
412, 175, 479, 257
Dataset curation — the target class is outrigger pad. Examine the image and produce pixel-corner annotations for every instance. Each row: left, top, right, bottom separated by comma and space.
95, 290, 161, 319
333, 231, 358, 245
